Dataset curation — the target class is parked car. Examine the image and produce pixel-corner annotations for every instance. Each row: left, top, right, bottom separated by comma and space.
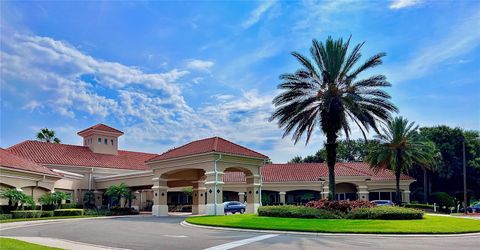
223, 201, 246, 214
466, 203, 480, 213
372, 200, 394, 206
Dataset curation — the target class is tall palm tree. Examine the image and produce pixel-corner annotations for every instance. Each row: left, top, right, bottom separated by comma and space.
36, 128, 61, 143
270, 36, 397, 199
366, 117, 436, 203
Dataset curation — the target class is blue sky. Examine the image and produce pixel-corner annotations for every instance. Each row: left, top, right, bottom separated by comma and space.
1, 0, 479, 162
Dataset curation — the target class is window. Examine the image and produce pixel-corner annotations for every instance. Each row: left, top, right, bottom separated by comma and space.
98, 138, 101, 144
111, 139, 114, 145
104, 138, 108, 144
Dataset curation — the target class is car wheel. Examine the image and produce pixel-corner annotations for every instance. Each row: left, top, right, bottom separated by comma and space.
240, 209, 245, 214
232, 212, 236, 214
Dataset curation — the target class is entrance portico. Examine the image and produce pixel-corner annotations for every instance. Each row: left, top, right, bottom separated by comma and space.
145, 137, 267, 216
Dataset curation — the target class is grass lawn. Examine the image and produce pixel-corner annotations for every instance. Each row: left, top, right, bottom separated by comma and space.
0, 215, 99, 224
186, 214, 480, 234
0, 238, 63, 250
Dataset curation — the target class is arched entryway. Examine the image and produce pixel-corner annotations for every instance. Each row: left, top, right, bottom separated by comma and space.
335, 183, 358, 200
261, 190, 280, 205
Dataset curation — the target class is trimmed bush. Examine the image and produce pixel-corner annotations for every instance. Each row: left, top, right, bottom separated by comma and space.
258, 205, 342, 219
53, 209, 84, 216
85, 209, 108, 216
306, 199, 375, 213
429, 192, 455, 209
11, 210, 43, 219
60, 203, 83, 209
107, 207, 139, 216
41, 211, 54, 217
403, 203, 434, 210
0, 214, 13, 220
347, 206, 424, 220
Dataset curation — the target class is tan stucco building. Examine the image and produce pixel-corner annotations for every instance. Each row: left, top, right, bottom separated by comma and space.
0, 124, 414, 216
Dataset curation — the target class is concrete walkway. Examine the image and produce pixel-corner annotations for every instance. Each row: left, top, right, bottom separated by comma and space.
5, 236, 129, 250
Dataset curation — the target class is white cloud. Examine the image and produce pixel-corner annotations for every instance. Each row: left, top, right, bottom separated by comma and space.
242, 0, 277, 29
389, 0, 422, 9
185, 59, 214, 72
387, 9, 480, 83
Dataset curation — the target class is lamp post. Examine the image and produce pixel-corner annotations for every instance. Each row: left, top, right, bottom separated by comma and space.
462, 136, 467, 215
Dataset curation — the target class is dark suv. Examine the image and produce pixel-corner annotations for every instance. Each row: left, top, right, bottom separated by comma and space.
223, 201, 246, 214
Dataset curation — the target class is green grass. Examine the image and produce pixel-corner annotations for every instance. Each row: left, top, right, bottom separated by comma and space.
0, 237, 63, 250
0, 215, 99, 224
186, 214, 480, 234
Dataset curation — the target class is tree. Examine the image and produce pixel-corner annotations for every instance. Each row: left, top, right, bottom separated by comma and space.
38, 192, 71, 209
416, 126, 480, 202
105, 183, 130, 207
366, 117, 436, 203
0, 189, 27, 210
289, 155, 303, 163
270, 36, 397, 199
36, 128, 61, 143
83, 190, 96, 209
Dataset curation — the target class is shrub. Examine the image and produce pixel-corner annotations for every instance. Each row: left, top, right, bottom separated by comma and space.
429, 192, 455, 209
83, 190, 96, 209
0, 205, 12, 214
11, 210, 43, 219
107, 207, 139, 216
61, 203, 83, 209
258, 205, 342, 219
85, 209, 108, 216
403, 203, 434, 210
347, 206, 424, 220
53, 209, 84, 216
306, 199, 375, 213
41, 211, 54, 217
0, 214, 13, 220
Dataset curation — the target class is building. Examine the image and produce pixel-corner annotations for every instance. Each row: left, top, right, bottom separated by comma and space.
0, 124, 414, 215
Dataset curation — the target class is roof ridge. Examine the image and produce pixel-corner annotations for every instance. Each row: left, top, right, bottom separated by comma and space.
215, 137, 268, 158
8, 140, 89, 149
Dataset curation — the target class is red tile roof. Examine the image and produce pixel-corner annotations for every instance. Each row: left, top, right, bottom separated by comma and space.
0, 148, 60, 176
148, 137, 268, 162
7, 141, 156, 171
223, 162, 414, 183
77, 124, 124, 135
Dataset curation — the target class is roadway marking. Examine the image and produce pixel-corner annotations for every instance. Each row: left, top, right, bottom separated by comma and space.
162, 234, 188, 238
203, 234, 278, 250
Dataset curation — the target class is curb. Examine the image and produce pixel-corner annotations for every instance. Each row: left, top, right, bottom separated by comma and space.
181, 221, 480, 238
0, 215, 147, 231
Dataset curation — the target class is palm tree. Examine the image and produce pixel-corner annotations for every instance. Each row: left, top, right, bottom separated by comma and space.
105, 183, 130, 207
270, 36, 397, 199
36, 128, 61, 143
366, 117, 436, 203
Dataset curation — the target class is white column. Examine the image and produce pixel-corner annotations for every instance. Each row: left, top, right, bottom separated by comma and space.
246, 174, 261, 214
204, 171, 224, 215
238, 192, 246, 203
152, 177, 168, 216
279, 192, 286, 205
402, 190, 411, 203
357, 186, 369, 201
192, 180, 206, 215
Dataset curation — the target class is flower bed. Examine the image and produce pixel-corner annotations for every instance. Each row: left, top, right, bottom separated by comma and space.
306, 199, 375, 213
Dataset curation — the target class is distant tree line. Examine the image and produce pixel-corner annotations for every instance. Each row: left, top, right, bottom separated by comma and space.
289, 125, 480, 202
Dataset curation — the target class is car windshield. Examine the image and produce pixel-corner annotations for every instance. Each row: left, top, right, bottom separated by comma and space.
375, 201, 388, 204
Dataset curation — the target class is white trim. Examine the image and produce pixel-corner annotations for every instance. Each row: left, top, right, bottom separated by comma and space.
0, 166, 60, 179
147, 152, 267, 165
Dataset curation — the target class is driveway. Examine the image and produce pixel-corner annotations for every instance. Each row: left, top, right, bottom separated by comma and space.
1, 216, 479, 250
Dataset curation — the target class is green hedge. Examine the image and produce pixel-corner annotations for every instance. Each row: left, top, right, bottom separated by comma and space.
403, 203, 434, 210
0, 214, 13, 220
11, 210, 43, 219
41, 211, 54, 217
347, 206, 424, 220
53, 209, 84, 216
107, 207, 139, 216
60, 203, 83, 209
258, 205, 342, 219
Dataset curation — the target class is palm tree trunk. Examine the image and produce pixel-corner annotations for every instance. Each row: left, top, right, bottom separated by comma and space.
395, 170, 402, 204
326, 131, 338, 200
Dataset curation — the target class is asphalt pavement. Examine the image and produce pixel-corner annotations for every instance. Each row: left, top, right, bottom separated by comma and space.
1, 215, 479, 250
